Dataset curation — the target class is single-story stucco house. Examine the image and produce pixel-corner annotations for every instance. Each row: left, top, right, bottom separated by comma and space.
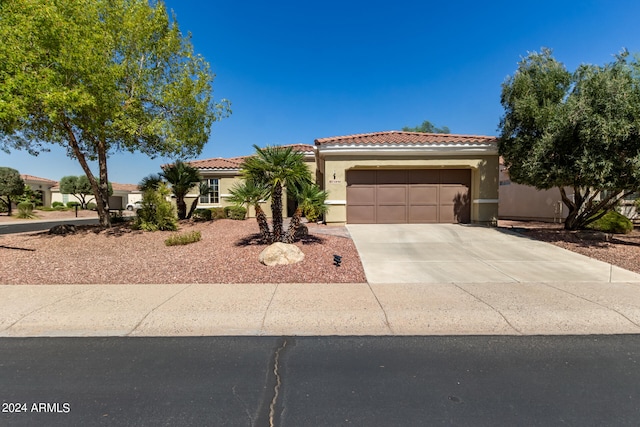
21, 174, 58, 207
51, 182, 142, 209
189, 131, 500, 225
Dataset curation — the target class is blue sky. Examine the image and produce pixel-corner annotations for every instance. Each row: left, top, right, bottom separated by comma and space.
3, 0, 640, 184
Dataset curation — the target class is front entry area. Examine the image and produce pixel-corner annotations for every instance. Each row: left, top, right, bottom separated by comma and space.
346, 169, 471, 224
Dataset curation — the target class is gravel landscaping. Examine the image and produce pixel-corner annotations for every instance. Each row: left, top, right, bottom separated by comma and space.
0, 215, 366, 284
499, 220, 640, 275
2, 211, 639, 284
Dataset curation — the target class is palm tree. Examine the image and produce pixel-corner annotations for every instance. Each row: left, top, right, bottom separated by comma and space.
161, 160, 202, 220
227, 179, 272, 242
186, 181, 213, 220
241, 145, 312, 243
284, 182, 328, 242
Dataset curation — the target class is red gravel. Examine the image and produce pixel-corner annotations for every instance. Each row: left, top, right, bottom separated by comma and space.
0, 219, 366, 284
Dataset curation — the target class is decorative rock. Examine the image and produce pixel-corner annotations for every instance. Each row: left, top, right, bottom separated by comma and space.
259, 242, 305, 266
49, 224, 77, 235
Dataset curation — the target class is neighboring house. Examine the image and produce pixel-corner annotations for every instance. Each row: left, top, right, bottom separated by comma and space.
188, 132, 500, 225
315, 131, 499, 225
51, 182, 142, 209
187, 144, 316, 218
498, 158, 568, 222
21, 174, 58, 207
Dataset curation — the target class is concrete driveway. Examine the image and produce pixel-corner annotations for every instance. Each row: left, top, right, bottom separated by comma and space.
347, 224, 640, 284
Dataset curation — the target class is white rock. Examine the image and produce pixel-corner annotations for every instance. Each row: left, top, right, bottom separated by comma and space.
258, 242, 305, 266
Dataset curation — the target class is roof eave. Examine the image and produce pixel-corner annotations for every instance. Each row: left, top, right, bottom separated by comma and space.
317, 144, 498, 156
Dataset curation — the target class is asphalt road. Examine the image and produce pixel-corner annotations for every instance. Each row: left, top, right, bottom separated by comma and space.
0, 218, 100, 235
2, 336, 640, 426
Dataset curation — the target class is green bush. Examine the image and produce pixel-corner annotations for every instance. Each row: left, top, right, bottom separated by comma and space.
587, 210, 634, 234
52, 201, 64, 208
0, 200, 7, 213
132, 183, 178, 232
165, 230, 202, 246
226, 205, 247, 220
86, 202, 97, 210
16, 201, 35, 219
66, 201, 81, 208
210, 207, 227, 219
193, 208, 213, 221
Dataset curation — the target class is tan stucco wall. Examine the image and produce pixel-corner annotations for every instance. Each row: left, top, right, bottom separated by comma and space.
498, 166, 568, 222
318, 154, 499, 225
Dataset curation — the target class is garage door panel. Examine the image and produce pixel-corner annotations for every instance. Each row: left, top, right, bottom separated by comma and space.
409, 206, 438, 223
441, 169, 471, 185
408, 185, 437, 205
347, 186, 375, 205
377, 170, 407, 184
408, 170, 439, 184
347, 205, 376, 224
377, 185, 406, 204
377, 205, 407, 223
347, 170, 376, 185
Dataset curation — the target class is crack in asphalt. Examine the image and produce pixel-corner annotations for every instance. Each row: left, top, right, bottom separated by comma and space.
269, 338, 288, 427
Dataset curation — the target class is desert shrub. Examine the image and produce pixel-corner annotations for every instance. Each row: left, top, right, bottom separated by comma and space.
132, 183, 177, 232
226, 205, 247, 220
86, 202, 97, 210
0, 200, 7, 213
164, 230, 202, 246
193, 208, 212, 221
66, 201, 81, 208
52, 201, 64, 208
210, 207, 227, 219
587, 211, 633, 234
16, 201, 35, 219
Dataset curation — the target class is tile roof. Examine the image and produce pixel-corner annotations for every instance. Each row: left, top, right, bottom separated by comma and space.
187, 157, 243, 170
111, 183, 140, 192
20, 174, 58, 185
315, 131, 497, 146
188, 144, 316, 170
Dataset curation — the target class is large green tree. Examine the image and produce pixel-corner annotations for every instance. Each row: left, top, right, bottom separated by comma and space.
59, 175, 112, 208
402, 120, 450, 134
0, 167, 24, 216
0, 0, 229, 227
160, 160, 202, 220
499, 48, 640, 230
241, 145, 312, 243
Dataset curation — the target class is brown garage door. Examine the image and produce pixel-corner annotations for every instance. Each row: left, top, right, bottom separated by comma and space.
346, 169, 470, 224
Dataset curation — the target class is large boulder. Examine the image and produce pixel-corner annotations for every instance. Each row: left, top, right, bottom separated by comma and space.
259, 242, 305, 266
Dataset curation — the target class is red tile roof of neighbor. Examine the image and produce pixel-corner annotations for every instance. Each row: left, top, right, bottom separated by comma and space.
315, 131, 498, 146
20, 174, 58, 185
188, 144, 316, 170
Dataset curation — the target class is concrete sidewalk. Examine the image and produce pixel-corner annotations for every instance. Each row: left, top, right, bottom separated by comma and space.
2, 281, 640, 337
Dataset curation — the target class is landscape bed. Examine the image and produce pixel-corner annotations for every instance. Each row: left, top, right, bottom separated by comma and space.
0, 218, 367, 285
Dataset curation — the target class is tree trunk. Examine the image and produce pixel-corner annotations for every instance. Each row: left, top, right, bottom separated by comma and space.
271, 182, 283, 242
6, 196, 13, 216
176, 197, 187, 220
255, 204, 272, 243
284, 207, 302, 243
63, 120, 111, 227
